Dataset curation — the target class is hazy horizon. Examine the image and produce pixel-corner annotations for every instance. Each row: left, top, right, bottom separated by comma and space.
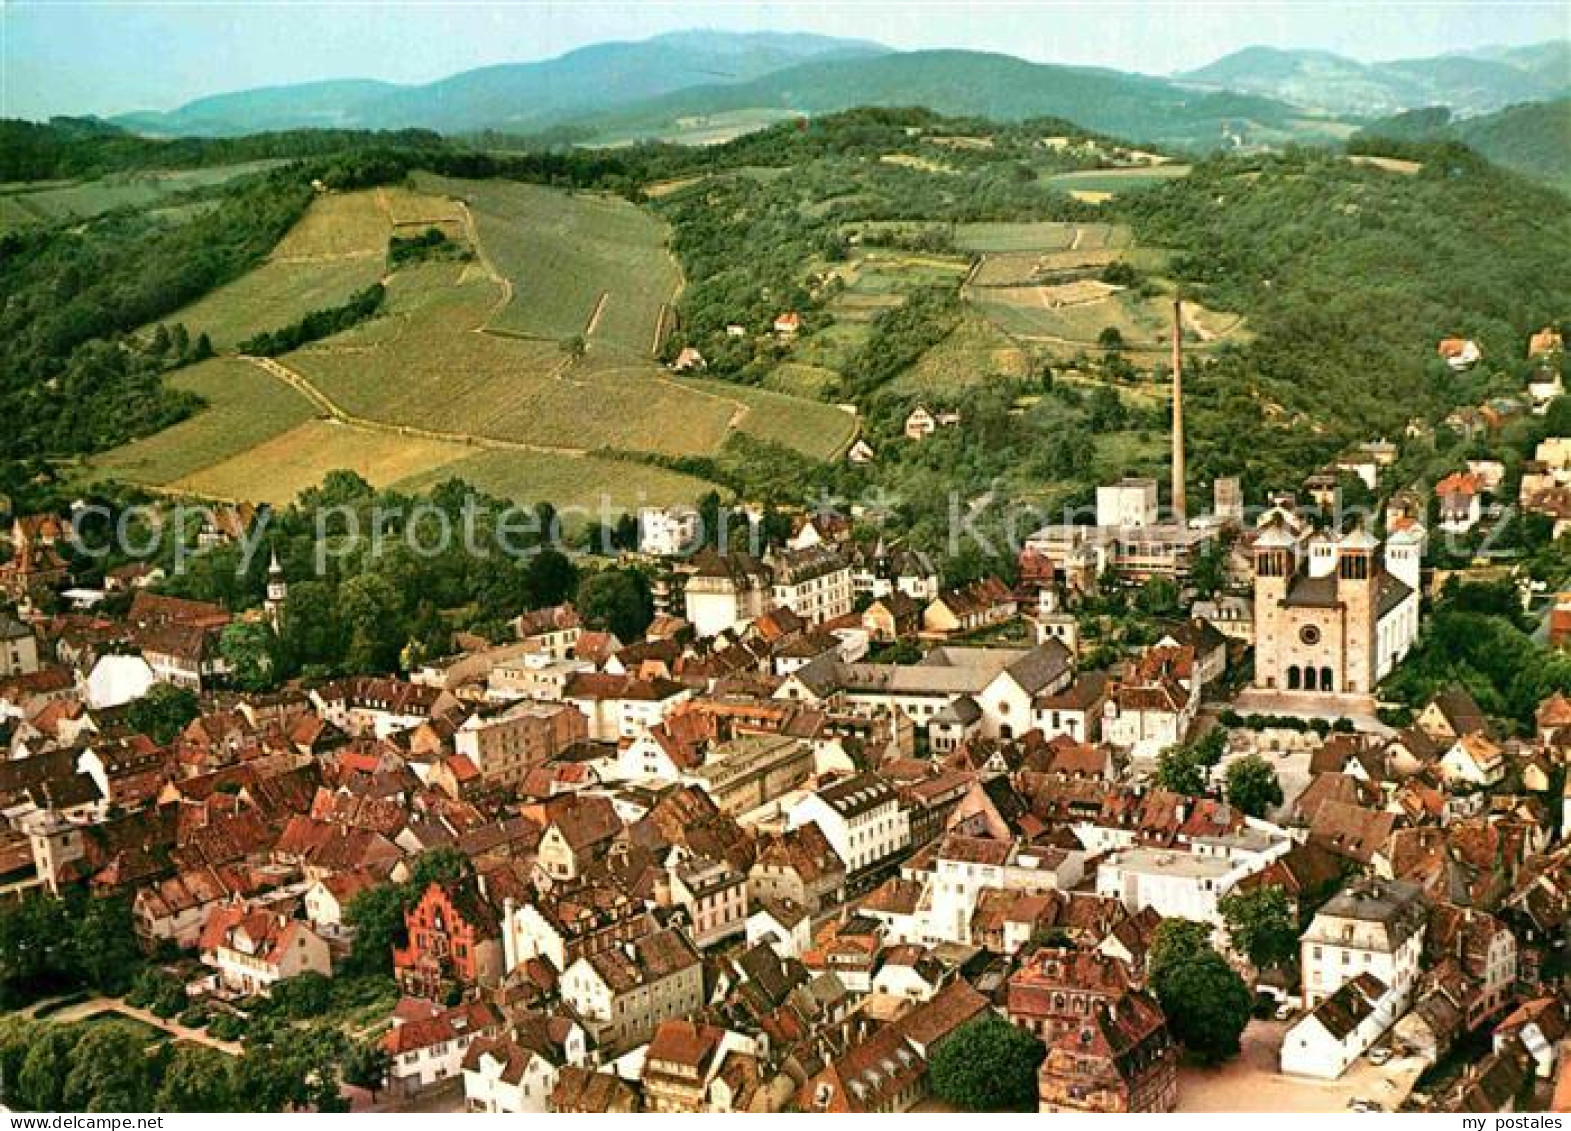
3, 0, 1567, 121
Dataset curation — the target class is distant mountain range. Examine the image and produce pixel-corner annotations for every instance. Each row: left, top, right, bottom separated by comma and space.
112, 31, 888, 136
1178, 41, 1571, 117
105, 30, 1570, 150
570, 49, 1339, 149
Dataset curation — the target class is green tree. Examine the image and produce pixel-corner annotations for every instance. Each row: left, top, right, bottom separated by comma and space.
124, 683, 200, 744
0, 1016, 40, 1109
1156, 744, 1207, 795
407, 847, 473, 890
220, 620, 278, 691
928, 1014, 1045, 1112
524, 548, 578, 606
343, 884, 408, 977
271, 970, 333, 1019
71, 895, 143, 995
1148, 920, 1251, 1065
342, 1039, 392, 1100
62, 1020, 156, 1111
127, 966, 188, 1017
1135, 576, 1179, 616
576, 568, 653, 642
343, 848, 472, 975
1224, 754, 1284, 818
17, 1026, 76, 1111
0, 893, 74, 1006
1190, 532, 1230, 599
279, 579, 340, 671
154, 1044, 237, 1112
1148, 918, 1212, 985
339, 572, 408, 673
1219, 885, 1299, 971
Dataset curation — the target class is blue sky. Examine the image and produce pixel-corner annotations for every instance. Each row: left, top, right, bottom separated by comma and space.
3, 0, 1566, 119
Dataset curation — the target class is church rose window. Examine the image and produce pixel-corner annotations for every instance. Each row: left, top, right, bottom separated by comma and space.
1299, 625, 1322, 646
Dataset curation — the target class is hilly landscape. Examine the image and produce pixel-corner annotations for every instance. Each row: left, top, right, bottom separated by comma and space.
113, 31, 888, 136
2, 97, 1565, 545
110, 33, 1341, 150
93, 30, 1571, 159
1353, 98, 1571, 193
569, 49, 1349, 149
1178, 40, 1571, 116
3, 25, 1568, 537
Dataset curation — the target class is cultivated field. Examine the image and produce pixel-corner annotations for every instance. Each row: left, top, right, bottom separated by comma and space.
970, 248, 1120, 287
793, 322, 871, 376
394, 449, 718, 512
89, 358, 316, 487
971, 284, 1242, 355
954, 221, 1133, 254
763, 362, 841, 399
952, 219, 1243, 362
162, 258, 386, 349
681, 378, 858, 461
820, 246, 969, 371
890, 313, 1032, 395
174, 420, 472, 504
0, 161, 286, 232
288, 274, 739, 457
376, 184, 468, 233
414, 173, 679, 355
971, 284, 1166, 342
590, 108, 793, 148
96, 179, 855, 509
160, 187, 459, 348
270, 190, 397, 259
1041, 165, 1192, 196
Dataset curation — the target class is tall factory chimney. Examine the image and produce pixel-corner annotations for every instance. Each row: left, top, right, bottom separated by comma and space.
1171, 297, 1187, 525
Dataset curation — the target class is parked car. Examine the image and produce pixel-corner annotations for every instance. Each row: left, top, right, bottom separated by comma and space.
1274, 1002, 1295, 1021
1368, 1046, 1394, 1066
1347, 1099, 1383, 1113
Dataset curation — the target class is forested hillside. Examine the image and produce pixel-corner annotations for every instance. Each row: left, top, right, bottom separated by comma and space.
1119, 144, 1571, 489
1351, 100, 1571, 194
577, 50, 1343, 149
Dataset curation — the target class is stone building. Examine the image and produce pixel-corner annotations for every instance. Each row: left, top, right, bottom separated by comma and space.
1252, 517, 1421, 701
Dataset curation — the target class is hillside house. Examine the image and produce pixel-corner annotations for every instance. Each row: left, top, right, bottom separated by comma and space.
671, 347, 706, 372
922, 578, 1016, 638
1439, 338, 1482, 371
639, 506, 701, 557
462, 1037, 561, 1114
1301, 878, 1427, 1011
684, 551, 771, 638
514, 603, 582, 660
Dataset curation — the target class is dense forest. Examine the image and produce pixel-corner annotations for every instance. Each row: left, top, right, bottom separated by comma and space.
1351, 100, 1571, 195
0, 166, 313, 460
1116, 144, 1571, 495
0, 117, 447, 182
